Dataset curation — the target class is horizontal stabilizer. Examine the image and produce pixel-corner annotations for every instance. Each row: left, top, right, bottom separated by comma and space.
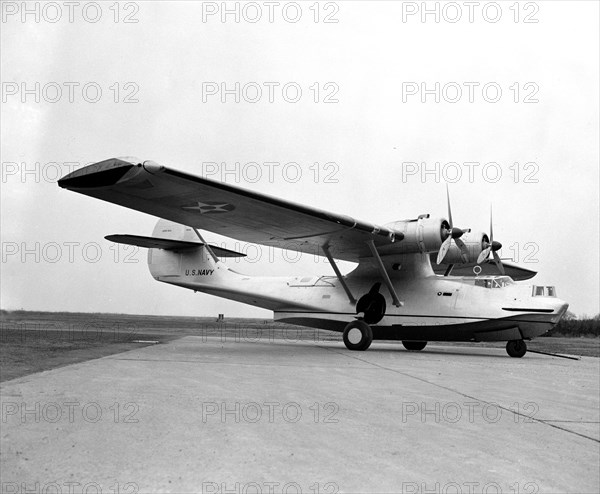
105, 234, 246, 257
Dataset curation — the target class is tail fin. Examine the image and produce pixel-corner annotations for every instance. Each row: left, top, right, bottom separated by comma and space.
105, 219, 244, 282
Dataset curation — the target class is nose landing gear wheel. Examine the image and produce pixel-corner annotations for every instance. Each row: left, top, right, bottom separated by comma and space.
343, 320, 373, 351
506, 339, 527, 358
402, 341, 427, 351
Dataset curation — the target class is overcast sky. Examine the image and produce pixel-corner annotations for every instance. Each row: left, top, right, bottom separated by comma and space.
2, 1, 598, 318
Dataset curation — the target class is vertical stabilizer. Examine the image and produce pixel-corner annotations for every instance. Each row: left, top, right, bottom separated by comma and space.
148, 220, 220, 282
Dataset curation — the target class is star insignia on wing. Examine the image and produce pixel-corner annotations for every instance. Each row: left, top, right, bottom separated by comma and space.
181, 201, 235, 214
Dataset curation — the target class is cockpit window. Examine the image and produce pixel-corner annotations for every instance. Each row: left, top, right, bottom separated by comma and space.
475, 276, 515, 289
534, 286, 545, 296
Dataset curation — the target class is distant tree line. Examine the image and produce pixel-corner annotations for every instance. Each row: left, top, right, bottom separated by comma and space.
544, 312, 600, 337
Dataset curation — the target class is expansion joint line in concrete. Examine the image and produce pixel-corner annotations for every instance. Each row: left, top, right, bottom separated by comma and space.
316, 345, 600, 444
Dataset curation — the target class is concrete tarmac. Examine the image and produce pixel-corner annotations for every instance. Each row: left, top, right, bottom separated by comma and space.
1, 336, 599, 494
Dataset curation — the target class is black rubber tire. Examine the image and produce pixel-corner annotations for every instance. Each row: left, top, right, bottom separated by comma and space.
402, 341, 427, 351
506, 339, 527, 358
356, 283, 386, 325
343, 320, 373, 351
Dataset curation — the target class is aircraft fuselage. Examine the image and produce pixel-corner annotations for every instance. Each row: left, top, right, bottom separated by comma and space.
150, 246, 568, 343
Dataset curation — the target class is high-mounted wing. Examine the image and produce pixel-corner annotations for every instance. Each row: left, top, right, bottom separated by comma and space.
59, 158, 402, 262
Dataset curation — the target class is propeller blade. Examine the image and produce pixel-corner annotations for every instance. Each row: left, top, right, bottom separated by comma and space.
492, 250, 505, 275
439, 185, 473, 264
437, 236, 452, 265
489, 205, 494, 242
477, 246, 491, 264
455, 238, 470, 263
446, 184, 453, 228
478, 205, 502, 265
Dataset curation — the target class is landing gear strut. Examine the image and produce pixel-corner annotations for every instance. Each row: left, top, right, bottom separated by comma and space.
343, 320, 373, 351
402, 341, 427, 351
506, 339, 527, 358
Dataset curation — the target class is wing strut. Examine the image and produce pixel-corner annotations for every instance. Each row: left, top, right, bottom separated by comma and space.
366, 240, 402, 308
321, 244, 356, 305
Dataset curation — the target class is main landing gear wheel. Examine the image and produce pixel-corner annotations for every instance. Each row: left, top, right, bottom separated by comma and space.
343, 320, 373, 351
356, 282, 386, 325
506, 339, 527, 358
402, 341, 427, 351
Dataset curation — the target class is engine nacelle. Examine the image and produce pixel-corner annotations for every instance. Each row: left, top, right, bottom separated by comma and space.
382, 217, 489, 262
441, 231, 489, 264
383, 216, 448, 254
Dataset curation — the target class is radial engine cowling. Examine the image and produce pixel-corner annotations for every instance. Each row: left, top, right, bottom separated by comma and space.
440, 231, 489, 264
383, 217, 448, 255
382, 217, 489, 262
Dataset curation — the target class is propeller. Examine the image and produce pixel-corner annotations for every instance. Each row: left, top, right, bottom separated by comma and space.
436, 185, 471, 265
476, 206, 505, 275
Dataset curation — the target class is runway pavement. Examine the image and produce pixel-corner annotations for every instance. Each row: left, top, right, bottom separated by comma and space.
1, 336, 599, 494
